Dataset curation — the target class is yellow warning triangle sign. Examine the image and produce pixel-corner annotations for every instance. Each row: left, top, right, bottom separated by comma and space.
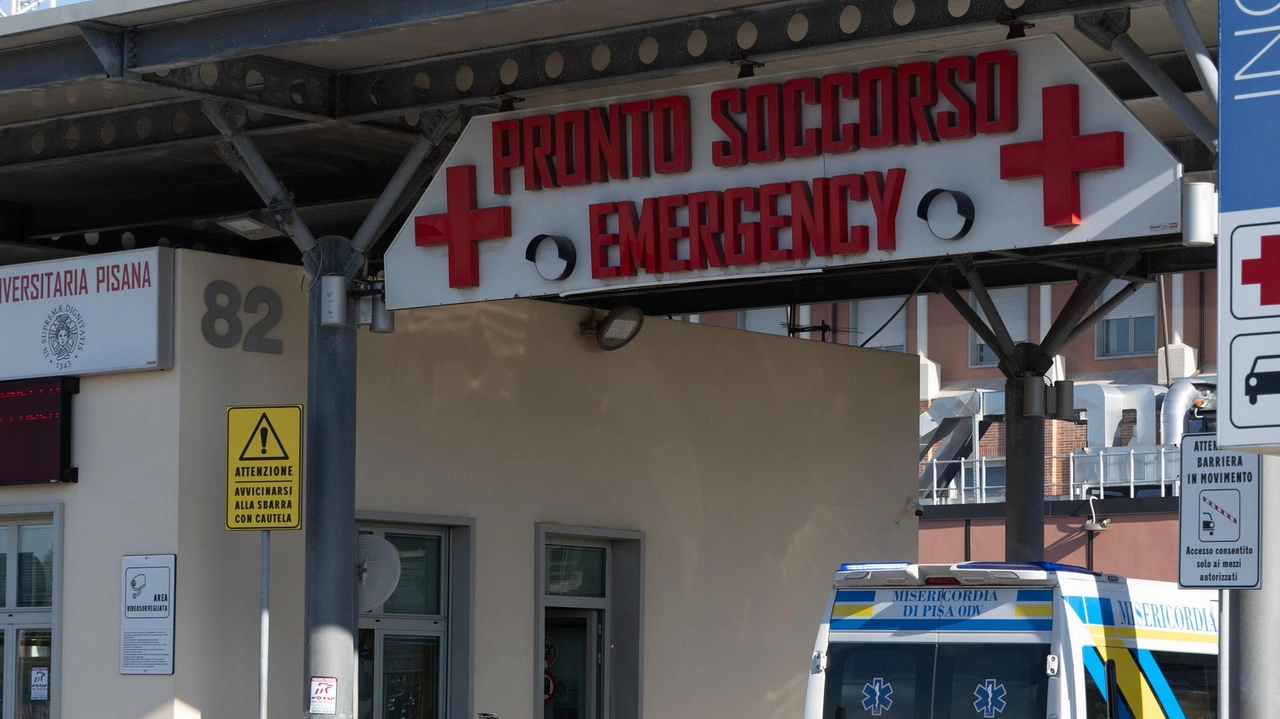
238, 412, 290, 461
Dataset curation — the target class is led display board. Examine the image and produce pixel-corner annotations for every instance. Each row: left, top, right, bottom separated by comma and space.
0, 377, 76, 485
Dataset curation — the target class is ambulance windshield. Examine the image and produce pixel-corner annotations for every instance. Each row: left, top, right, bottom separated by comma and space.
822, 642, 1049, 719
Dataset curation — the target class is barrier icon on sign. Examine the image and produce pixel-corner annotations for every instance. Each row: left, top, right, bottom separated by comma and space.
1200, 490, 1241, 543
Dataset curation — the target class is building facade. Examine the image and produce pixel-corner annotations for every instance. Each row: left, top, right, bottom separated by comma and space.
0, 250, 919, 718
689, 271, 1217, 581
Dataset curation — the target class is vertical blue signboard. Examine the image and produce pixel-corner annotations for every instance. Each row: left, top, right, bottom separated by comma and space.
1220, 1, 1280, 214
1220, 0, 1280, 450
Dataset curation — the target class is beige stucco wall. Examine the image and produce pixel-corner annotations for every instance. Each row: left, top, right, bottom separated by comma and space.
356, 300, 920, 719
25, 250, 919, 718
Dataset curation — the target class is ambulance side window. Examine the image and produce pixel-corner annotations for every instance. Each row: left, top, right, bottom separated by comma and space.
1147, 651, 1217, 719
1083, 671, 1108, 719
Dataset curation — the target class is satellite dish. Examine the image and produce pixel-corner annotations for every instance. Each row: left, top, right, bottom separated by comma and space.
357, 535, 402, 612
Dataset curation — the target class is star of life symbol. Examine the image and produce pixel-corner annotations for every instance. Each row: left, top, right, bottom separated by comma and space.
862, 677, 893, 716
973, 679, 1008, 718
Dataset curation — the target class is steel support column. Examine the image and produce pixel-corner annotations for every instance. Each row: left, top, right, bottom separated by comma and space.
996, 340, 1056, 562
1236, 456, 1279, 719
1003, 371, 1044, 562
304, 235, 359, 719
933, 255, 1139, 561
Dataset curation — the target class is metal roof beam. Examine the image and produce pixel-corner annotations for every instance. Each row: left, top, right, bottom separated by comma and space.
136, 56, 338, 122
336, 0, 1163, 121
128, 0, 554, 72
0, 38, 108, 95
0, 100, 301, 172
21, 156, 409, 238
1089, 47, 1217, 102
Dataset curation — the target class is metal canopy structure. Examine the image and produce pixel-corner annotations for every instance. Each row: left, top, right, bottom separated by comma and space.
0, 2, 1227, 715
0, 0, 1217, 312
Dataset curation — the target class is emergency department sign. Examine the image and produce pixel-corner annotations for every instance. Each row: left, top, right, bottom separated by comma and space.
226, 405, 302, 530
385, 35, 1182, 309
1219, 0, 1280, 450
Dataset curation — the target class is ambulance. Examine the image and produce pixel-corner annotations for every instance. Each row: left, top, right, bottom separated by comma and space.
803, 562, 1218, 718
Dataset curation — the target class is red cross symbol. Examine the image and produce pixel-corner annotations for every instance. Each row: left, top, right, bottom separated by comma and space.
999, 84, 1125, 227
415, 164, 512, 288
1242, 234, 1280, 306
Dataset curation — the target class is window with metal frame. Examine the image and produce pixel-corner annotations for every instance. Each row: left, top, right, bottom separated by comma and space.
0, 512, 59, 719
970, 288, 1029, 367
852, 298, 907, 352
358, 525, 448, 719
739, 307, 789, 336
1096, 281, 1158, 358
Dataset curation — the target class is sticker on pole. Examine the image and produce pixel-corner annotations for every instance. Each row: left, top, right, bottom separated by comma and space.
1178, 433, 1261, 588
226, 405, 302, 530
309, 676, 337, 715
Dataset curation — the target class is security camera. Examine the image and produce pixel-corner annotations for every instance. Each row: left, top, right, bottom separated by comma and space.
907, 498, 924, 517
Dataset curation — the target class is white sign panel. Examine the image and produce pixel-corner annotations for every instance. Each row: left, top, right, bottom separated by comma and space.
1219, 0, 1280, 450
0, 247, 173, 381
1179, 434, 1261, 588
309, 676, 337, 714
385, 35, 1181, 310
120, 554, 176, 674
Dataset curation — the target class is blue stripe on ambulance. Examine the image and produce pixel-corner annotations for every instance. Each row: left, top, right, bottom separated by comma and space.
834, 590, 877, 603
829, 617, 1052, 632
1065, 595, 1116, 626
1137, 649, 1188, 719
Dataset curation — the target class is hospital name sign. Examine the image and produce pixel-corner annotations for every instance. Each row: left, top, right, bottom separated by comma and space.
385, 36, 1182, 309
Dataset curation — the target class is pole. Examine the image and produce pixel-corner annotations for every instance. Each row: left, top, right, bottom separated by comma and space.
1236, 456, 1277, 719
1219, 589, 1231, 719
260, 530, 270, 719
305, 235, 359, 719
1004, 371, 1046, 562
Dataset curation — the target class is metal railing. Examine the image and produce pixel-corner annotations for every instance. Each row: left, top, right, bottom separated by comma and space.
920, 446, 1182, 505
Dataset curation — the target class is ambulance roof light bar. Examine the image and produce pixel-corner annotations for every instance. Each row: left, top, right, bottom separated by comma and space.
958, 561, 1097, 575
832, 561, 1097, 588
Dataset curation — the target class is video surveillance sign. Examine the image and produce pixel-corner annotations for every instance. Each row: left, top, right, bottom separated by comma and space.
1178, 434, 1261, 589
120, 554, 176, 674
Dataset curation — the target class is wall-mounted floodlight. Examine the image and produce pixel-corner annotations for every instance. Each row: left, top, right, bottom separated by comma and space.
215, 210, 285, 241
582, 306, 645, 351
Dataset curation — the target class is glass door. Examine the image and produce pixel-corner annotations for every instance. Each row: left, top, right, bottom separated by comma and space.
358, 627, 444, 719
16, 629, 48, 719
544, 609, 600, 719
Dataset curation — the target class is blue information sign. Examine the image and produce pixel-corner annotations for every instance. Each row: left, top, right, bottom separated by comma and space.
1221, 1, 1280, 213
1219, 0, 1280, 449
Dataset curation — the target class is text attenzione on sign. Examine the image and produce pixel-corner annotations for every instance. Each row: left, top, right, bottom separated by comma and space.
226, 405, 303, 530
1179, 434, 1261, 588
